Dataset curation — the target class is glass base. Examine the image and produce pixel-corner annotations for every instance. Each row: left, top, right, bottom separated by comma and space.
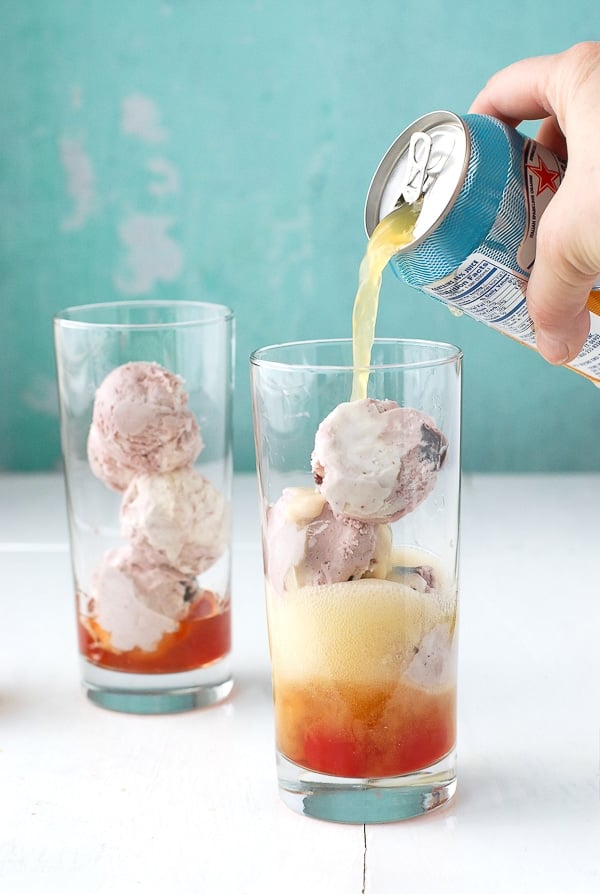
81, 655, 233, 714
276, 749, 456, 824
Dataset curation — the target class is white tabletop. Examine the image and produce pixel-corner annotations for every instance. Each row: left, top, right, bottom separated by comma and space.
1, 472, 599, 893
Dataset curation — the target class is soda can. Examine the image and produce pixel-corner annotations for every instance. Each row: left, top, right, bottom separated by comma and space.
364, 110, 600, 383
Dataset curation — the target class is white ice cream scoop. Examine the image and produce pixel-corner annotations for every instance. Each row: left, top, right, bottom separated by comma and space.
311, 398, 447, 523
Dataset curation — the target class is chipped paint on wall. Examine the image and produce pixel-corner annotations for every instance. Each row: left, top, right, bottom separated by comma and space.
59, 136, 97, 231
114, 214, 183, 294
147, 158, 180, 196
121, 94, 167, 143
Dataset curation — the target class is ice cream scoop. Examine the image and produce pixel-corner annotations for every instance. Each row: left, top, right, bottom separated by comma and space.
311, 398, 447, 523
83, 546, 196, 653
87, 423, 135, 492
89, 361, 202, 490
120, 467, 229, 576
265, 486, 392, 593
404, 622, 456, 689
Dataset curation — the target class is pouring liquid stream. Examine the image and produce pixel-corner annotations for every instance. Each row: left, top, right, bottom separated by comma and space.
351, 201, 422, 401
351, 203, 600, 393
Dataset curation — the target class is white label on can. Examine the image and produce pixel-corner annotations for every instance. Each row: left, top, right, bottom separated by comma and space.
424, 253, 600, 382
424, 253, 535, 343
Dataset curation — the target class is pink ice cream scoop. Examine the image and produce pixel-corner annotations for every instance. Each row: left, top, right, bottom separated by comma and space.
83, 545, 197, 653
88, 361, 203, 490
265, 486, 391, 593
87, 424, 135, 492
311, 398, 447, 523
120, 467, 229, 577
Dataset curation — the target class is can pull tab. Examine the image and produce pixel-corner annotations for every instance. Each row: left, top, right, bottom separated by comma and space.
400, 132, 433, 204
399, 131, 455, 205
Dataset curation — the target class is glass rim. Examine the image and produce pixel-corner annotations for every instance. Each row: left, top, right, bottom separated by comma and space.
250, 337, 463, 372
53, 299, 234, 330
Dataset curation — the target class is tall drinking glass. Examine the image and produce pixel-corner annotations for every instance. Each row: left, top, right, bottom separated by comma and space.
54, 300, 234, 714
250, 338, 462, 823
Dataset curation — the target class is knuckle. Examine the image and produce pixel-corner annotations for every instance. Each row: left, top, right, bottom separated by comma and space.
562, 42, 600, 95
564, 41, 600, 71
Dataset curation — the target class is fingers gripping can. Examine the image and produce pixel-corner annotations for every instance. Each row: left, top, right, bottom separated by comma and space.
365, 110, 600, 383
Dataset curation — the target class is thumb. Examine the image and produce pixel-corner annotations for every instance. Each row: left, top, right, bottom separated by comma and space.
525, 192, 596, 364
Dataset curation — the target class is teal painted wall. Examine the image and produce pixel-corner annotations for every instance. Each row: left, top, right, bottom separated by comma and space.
1, 1, 599, 473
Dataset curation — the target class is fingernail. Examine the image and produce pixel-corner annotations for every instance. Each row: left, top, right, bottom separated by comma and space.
535, 332, 570, 365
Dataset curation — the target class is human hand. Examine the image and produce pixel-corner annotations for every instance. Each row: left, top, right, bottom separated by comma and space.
469, 42, 600, 364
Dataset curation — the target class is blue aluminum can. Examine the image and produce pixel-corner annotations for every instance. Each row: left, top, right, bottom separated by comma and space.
364, 110, 600, 382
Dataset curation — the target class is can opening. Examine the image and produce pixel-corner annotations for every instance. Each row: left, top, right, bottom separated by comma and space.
364, 111, 470, 251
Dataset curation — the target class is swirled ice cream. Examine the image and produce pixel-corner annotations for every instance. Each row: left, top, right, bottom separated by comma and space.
81, 360, 230, 669
120, 467, 229, 577
311, 398, 447, 523
88, 361, 202, 491
265, 486, 392, 592
82, 546, 196, 652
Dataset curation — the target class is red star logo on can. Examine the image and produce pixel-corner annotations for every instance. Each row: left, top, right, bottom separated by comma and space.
526, 156, 561, 195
